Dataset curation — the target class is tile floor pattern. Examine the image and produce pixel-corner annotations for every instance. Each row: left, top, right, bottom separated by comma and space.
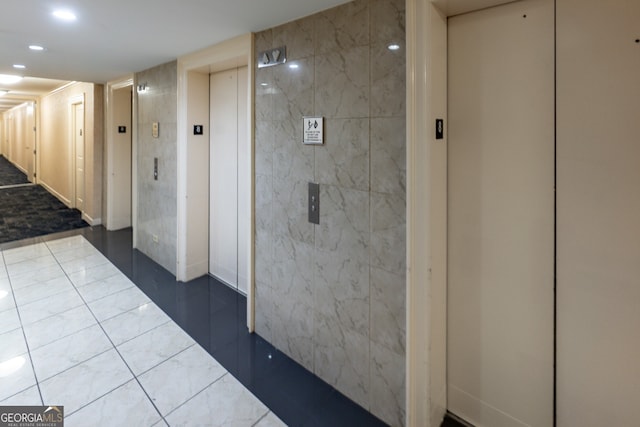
0, 235, 285, 426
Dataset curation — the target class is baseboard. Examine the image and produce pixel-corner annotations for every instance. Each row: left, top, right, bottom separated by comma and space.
183, 259, 209, 282
431, 385, 447, 427
81, 213, 101, 226
39, 181, 72, 207
448, 385, 529, 427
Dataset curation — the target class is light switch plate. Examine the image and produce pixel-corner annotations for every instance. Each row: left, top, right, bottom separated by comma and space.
152, 122, 159, 138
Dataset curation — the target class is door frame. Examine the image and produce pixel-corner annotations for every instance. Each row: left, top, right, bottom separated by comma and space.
406, 1, 448, 425
406, 1, 557, 425
105, 75, 137, 238
176, 33, 255, 330
69, 95, 85, 211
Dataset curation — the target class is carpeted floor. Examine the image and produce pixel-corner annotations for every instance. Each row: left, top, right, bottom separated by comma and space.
0, 157, 89, 244
0, 155, 30, 186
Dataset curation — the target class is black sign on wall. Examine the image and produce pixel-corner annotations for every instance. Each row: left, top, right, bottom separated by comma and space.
118, 126, 127, 133
435, 119, 444, 140
194, 125, 204, 135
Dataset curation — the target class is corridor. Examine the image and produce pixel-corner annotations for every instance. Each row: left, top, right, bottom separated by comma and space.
0, 228, 386, 426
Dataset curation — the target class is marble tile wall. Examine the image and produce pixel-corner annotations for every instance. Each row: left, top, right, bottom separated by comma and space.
254, 1, 406, 425
136, 61, 178, 275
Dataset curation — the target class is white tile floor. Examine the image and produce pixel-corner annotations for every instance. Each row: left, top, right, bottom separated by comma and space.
0, 235, 285, 427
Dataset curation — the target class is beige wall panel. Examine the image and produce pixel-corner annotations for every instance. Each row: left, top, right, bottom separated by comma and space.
556, 0, 640, 425
448, 0, 555, 425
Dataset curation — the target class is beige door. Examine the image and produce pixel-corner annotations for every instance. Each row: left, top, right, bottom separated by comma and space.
447, 0, 555, 425
556, 0, 640, 425
209, 66, 248, 294
111, 87, 133, 229
73, 103, 85, 210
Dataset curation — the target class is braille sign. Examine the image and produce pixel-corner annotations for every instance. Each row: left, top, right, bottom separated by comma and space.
303, 117, 324, 145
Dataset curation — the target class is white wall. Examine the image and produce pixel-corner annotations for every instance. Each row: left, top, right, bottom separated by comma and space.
2, 102, 35, 178
556, 0, 640, 425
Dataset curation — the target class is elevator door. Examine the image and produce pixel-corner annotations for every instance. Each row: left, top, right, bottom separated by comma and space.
447, 0, 554, 425
209, 66, 248, 294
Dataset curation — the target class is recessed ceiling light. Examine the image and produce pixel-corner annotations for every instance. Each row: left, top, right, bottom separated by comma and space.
29, 45, 45, 51
0, 74, 23, 85
288, 64, 299, 69
13, 64, 26, 69
260, 83, 268, 86
53, 10, 77, 21
388, 44, 401, 51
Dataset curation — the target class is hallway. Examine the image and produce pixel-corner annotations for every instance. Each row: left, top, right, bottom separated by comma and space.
0, 228, 386, 426
0, 156, 88, 245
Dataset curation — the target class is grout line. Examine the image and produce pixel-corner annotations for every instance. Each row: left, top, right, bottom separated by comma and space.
49, 243, 170, 425
251, 409, 272, 427
1, 248, 47, 406
45, 236, 239, 425
553, 0, 558, 425
160, 372, 229, 421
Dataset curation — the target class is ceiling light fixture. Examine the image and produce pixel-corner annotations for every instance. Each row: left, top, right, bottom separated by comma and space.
13, 64, 26, 69
288, 64, 299, 69
0, 74, 23, 85
53, 10, 77, 21
388, 44, 401, 51
29, 45, 45, 51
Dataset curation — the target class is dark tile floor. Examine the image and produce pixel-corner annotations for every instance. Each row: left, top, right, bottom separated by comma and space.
23, 226, 388, 427
441, 414, 469, 427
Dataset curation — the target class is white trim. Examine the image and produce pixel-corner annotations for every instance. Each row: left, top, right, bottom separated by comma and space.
40, 179, 71, 207
81, 212, 102, 226
47, 81, 78, 97
176, 33, 256, 331
132, 76, 138, 248
406, 0, 436, 425
69, 94, 85, 212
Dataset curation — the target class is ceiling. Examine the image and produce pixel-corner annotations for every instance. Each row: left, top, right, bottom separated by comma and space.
0, 77, 69, 112
433, 0, 516, 16
0, 0, 518, 114
0, 0, 350, 113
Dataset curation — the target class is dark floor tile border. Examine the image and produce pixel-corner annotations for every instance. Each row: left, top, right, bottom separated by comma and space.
0, 226, 388, 427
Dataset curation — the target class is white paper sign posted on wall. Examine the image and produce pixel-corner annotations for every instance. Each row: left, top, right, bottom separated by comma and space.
303, 117, 324, 145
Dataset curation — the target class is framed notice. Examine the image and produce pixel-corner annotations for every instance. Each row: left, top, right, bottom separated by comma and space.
303, 117, 324, 145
